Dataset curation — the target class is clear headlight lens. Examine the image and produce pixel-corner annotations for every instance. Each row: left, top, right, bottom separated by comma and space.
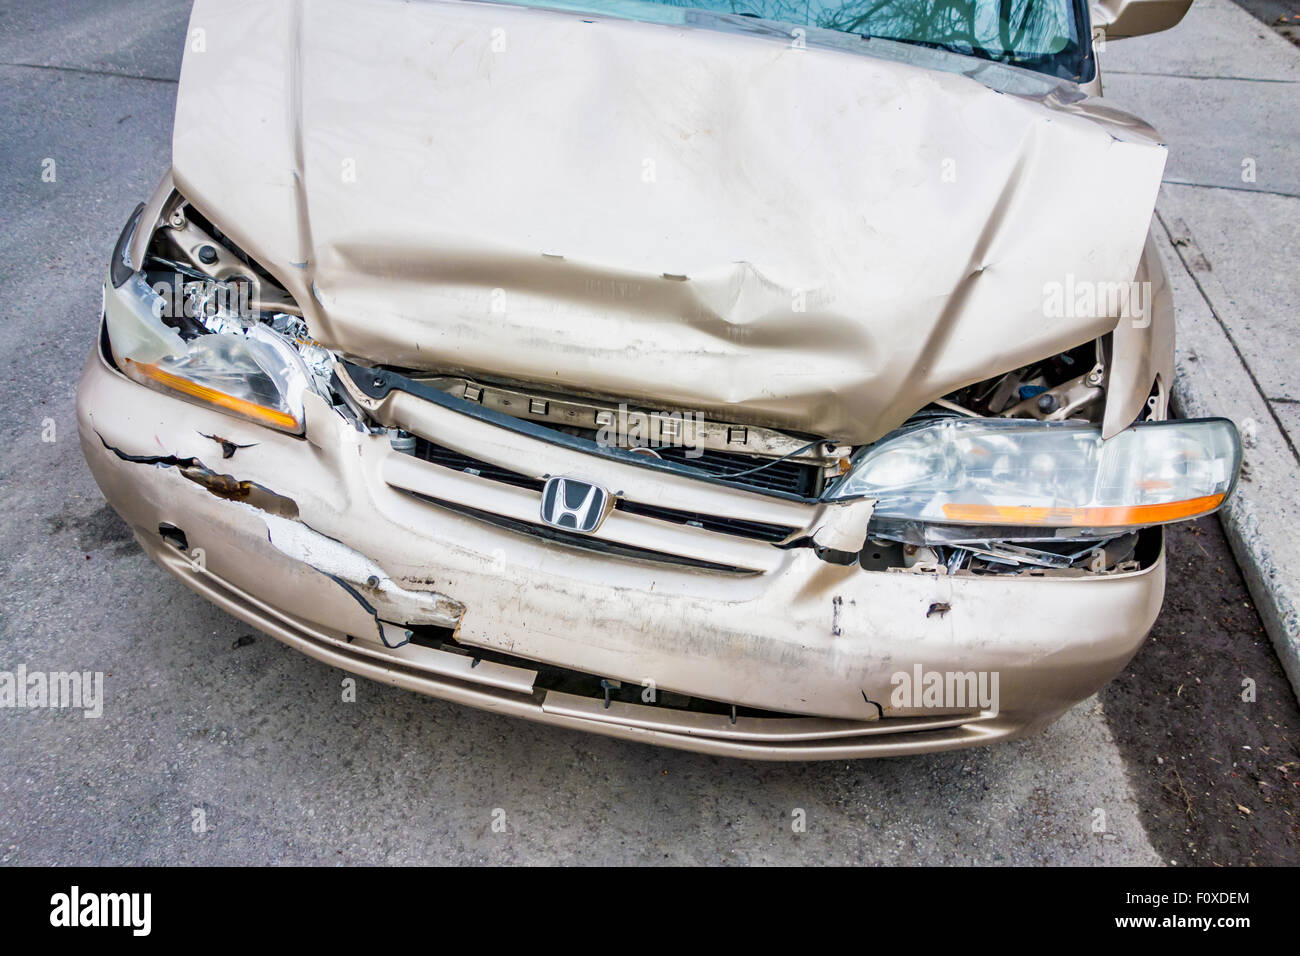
826, 418, 1241, 533
103, 271, 309, 434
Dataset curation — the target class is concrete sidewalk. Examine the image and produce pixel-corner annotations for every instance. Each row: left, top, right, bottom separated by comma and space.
1099, 0, 1300, 703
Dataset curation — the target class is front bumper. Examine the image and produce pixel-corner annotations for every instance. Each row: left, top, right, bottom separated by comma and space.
77, 334, 1166, 760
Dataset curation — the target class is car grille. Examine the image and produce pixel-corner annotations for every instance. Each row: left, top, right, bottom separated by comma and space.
400, 491, 756, 572
416, 433, 821, 498
412, 438, 799, 544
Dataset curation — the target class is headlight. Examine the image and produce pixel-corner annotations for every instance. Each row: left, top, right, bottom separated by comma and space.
103, 269, 310, 435
826, 417, 1241, 534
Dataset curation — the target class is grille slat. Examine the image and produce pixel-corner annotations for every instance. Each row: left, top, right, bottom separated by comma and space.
650, 446, 818, 495
547, 424, 823, 498
414, 443, 543, 491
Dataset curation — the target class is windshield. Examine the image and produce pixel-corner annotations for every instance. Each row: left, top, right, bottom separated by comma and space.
495, 0, 1092, 80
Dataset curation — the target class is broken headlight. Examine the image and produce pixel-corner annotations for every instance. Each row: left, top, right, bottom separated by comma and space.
102, 211, 321, 435
104, 275, 310, 434
825, 418, 1241, 535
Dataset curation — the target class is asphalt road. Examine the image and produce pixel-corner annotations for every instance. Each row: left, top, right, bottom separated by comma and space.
1236, 0, 1300, 45
0, 0, 1295, 865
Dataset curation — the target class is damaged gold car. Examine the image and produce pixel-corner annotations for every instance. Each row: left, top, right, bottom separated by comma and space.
78, 0, 1241, 758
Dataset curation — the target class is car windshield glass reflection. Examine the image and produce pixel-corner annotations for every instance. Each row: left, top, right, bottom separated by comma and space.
500, 0, 1087, 79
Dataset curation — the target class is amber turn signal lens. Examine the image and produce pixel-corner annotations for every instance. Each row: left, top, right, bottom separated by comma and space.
942, 493, 1226, 527
123, 357, 301, 431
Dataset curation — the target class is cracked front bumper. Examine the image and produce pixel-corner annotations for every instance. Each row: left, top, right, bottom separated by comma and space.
77, 335, 1166, 760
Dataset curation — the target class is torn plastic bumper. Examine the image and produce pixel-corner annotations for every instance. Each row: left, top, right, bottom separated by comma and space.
77, 333, 1166, 759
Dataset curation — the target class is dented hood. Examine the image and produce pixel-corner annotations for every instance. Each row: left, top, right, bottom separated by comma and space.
173, 0, 1168, 444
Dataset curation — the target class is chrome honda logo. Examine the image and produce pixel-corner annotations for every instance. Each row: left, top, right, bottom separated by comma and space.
540, 476, 610, 534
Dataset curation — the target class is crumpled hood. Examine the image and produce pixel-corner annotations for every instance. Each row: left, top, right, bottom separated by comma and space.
173, 0, 1168, 444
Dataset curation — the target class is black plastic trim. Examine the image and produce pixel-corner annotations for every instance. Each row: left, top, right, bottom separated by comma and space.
110, 202, 145, 288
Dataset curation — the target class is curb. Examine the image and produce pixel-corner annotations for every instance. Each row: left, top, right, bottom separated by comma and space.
1156, 206, 1300, 705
